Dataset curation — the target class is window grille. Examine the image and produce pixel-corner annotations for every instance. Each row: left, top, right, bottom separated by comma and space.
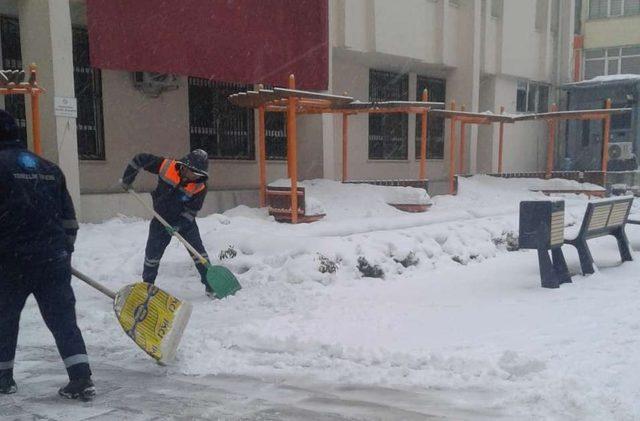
369, 70, 408, 160
415, 76, 445, 159
584, 45, 640, 78
0, 16, 27, 148
188, 78, 254, 160
72, 27, 105, 160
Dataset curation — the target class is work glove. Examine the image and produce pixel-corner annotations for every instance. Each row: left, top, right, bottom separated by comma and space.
164, 225, 179, 235
119, 178, 132, 191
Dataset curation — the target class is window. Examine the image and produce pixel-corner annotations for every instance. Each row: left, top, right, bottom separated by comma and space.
368, 70, 408, 160
72, 27, 105, 160
265, 112, 286, 160
516, 81, 528, 112
490, 0, 503, 18
584, 45, 640, 78
589, 0, 640, 17
0, 16, 27, 148
415, 76, 445, 159
516, 80, 550, 112
188, 78, 254, 160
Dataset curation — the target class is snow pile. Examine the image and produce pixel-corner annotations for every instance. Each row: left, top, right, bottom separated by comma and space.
14, 175, 640, 418
268, 178, 430, 218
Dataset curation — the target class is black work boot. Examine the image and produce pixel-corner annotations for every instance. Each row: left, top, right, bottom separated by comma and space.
0, 370, 16, 394
58, 377, 95, 401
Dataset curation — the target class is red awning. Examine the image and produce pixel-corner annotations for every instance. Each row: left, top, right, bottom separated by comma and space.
86, 0, 328, 90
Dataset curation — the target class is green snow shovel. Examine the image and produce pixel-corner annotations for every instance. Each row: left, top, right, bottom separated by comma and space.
127, 189, 241, 299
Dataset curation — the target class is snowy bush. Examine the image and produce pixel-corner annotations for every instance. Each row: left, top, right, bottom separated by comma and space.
218, 245, 238, 260
317, 254, 340, 274
357, 256, 384, 278
394, 251, 419, 268
492, 231, 519, 252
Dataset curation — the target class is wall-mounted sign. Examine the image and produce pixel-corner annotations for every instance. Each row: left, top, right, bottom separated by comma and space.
54, 97, 78, 118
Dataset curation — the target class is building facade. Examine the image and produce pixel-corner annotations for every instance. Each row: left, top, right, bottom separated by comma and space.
0, 0, 575, 221
557, 0, 640, 173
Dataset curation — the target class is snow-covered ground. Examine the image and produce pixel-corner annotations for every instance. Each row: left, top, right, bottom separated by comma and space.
4, 176, 640, 420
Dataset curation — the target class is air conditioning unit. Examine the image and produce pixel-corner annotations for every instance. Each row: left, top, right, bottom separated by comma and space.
132, 72, 179, 98
608, 142, 634, 161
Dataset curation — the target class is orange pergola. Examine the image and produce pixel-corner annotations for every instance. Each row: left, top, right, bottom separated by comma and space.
229, 74, 444, 223
513, 100, 631, 179
433, 100, 632, 194
0, 64, 43, 155
431, 104, 513, 194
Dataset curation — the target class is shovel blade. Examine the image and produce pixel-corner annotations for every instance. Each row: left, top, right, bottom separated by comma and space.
113, 282, 192, 364
205, 265, 242, 299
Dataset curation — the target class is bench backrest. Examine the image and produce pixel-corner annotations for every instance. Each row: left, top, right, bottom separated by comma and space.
579, 197, 633, 239
266, 186, 306, 214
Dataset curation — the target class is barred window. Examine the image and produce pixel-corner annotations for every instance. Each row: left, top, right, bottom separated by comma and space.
589, 0, 640, 17
72, 27, 105, 160
516, 80, 549, 112
188, 78, 254, 160
584, 45, 640, 79
369, 70, 408, 160
415, 76, 445, 159
0, 16, 27, 148
265, 112, 287, 160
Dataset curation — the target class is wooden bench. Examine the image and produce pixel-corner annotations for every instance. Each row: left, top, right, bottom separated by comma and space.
266, 186, 325, 223
343, 179, 431, 212
565, 197, 633, 275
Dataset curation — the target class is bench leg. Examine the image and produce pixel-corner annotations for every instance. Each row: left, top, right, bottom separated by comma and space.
551, 247, 572, 284
613, 228, 633, 262
573, 239, 595, 275
537, 249, 560, 288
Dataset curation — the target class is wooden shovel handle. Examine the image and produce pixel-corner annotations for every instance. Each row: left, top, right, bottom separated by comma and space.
72, 267, 117, 300
127, 189, 209, 265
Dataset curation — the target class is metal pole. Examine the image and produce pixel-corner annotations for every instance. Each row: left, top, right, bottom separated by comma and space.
602, 98, 611, 176
258, 105, 267, 207
498, 105, 505, 174
546, 103, 558, 178
449, 101, 456, 194
342, 113, 348, 182
287, 74, 298, 224
419, 89, 428, 180
459, 104, 466, 175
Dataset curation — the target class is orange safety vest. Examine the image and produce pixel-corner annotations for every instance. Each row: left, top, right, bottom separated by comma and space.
158, 159, 206, 197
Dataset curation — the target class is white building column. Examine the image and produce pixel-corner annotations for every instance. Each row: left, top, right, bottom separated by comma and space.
18, 0, 81, 214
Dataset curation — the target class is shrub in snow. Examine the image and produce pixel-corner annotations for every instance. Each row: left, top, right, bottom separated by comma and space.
357, 256, 385, 278
218, 245, 237, 260
317, 254, 340, 274
492, 231, 519, 252
394, 251, 419, 268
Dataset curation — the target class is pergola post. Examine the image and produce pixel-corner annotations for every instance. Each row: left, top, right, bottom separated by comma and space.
342, 112, 349, 182
545, 103, 558, 179
419, 89, 428, 181
459, 104, 466, 175
602, 98, 612, 176
287, 74, 299, 224
498, 105, 505, 174
449, 100, 457, 194
258, 104, 267, 207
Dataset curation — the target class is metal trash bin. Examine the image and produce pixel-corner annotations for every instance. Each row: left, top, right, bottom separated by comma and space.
519, 200, 571, 288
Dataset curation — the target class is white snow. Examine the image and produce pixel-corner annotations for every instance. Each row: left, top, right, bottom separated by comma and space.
12, 175, 640, 419
268, 178, 431, 218
586, 74, 640, 83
